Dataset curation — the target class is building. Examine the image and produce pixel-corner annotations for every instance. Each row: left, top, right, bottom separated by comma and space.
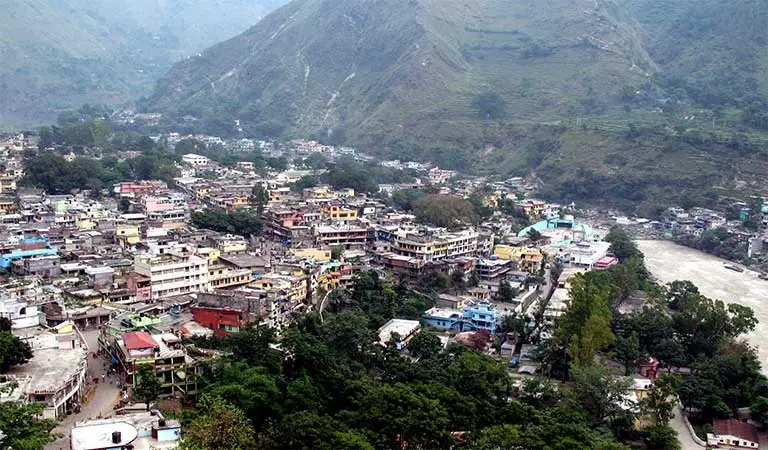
190, 292, 267, 337
70, 410, 181, 450
377, 319, 420, 349
321, 204, 359, 222
475, 257, 513, 281
393, 229, 478, 263
100, 331, 206, 399
181, 153, 209, 166
422, 301, 500, 333
134, 250, 209, 300
0, 294, 41, 328
707, 419, 759, 449
5, 322, 88, 418
314, 224, 369, 248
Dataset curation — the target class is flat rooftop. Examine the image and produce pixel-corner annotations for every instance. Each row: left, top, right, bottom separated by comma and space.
71, 412, 181, 450
377, 319, 420, 345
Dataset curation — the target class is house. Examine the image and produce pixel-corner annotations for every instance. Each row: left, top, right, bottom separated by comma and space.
181, 153, 209, 166
707, 419, 759, 449
422, 301, 500, 333
377, 319, 420, 349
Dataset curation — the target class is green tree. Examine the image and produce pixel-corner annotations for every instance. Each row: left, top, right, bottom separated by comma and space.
498, 281, 517, 303
0, 402, 56, 449
555, 275, 615, 368
641, 374, 681, 425
604, 226, 642, 261
0, 331, 33, 373
471, 92, 506, 119
181, 395, 255, 450
331, 246, 344, 261
646, 425, 681, 450
413, 194, 478, 228
527, 228, 544, 243
614, 331, 640, 376
133, 364, 162, 410
570, 365, 634, 426
751, 395, 768, 427
408, 331, 443, 359
250, 184, 269, 214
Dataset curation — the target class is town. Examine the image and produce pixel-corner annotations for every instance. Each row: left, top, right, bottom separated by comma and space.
0, 130, 765, 450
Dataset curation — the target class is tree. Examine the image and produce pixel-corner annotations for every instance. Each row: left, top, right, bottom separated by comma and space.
570, 365, 634, 426
614, 332, 640, 376
0, 331, 33, 373
413, 195, 478, 228
0, 402, 56, 449
118, 197, 131, 213
498, 281, 516, 302
331, 246, 344, 261
604, 226, 642, 261
408, 331, 443, 359
133, 364, 162, 410
751, 395, 768, 427
641, 374, 681, 426
250, 184, 269, 214
646, 425, 681, 450
555, 274, 615, 368
527, 228, 544, 243
181, 395, 255, 450
471, 92, 506, 119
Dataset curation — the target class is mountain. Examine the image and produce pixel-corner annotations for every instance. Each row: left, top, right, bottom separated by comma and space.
0, 0, 287, 127
144, 0, 657, 144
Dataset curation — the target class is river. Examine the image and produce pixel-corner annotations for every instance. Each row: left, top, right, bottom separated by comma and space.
636, 240, 768, 373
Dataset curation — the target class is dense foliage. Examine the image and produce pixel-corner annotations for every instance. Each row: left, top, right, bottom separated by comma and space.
21, 151, 178, 194
413, 194, 478, 228
0, 330, 33, 372
674, 228, 748, 263
181, 272, 636, 449
0, 402, 56, 449
191, 210, 262, 237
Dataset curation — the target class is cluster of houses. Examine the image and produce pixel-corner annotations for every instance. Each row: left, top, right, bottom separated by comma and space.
0, 131, 762, 448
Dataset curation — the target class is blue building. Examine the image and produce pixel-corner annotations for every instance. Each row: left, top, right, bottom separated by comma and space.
422, 301, 500, 334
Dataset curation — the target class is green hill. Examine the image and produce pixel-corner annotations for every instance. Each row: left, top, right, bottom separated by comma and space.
144, 0, 768, 211
144, 0, 657, 142
0, 0, 286, 127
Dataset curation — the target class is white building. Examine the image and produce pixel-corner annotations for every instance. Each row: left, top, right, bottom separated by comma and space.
5, 322, 88, 418
181, 153, 209, 166
134, 249, 209, 300
0, 294, 41, 329
71, 410, 181, 450
393, 228, 479, 263
377, 319, 421, 349
707, 419, 759, 450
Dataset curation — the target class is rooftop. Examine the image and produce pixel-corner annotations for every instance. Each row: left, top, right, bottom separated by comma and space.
377, 319, 420, 346
71, 412, 181, 450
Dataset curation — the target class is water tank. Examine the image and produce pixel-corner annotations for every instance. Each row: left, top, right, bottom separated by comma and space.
158, 419, 167, 427
112, 431, 122, 444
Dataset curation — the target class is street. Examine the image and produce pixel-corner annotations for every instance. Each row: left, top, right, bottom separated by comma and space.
45, 329, 121, 450
669, 405, 704, 450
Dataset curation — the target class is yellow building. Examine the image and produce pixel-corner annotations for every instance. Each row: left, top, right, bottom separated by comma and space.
321, 204, 358, 221
493, 245, 543, 273
197, 247, 221, 264
0, 176, 17, 193
115, 224, 141, 245
76, 215, 97, 231
268, 187, 291, 204
290, 248, 332, 262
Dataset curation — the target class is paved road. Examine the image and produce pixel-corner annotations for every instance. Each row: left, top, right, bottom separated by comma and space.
45, 329, 121, 450
669, 405, 705, 450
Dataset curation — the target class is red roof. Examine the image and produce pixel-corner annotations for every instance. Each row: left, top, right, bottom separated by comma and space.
122, 331, 158, 350
713, 419, 759, 444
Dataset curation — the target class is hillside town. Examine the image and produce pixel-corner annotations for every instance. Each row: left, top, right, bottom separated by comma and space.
0, 131, 766, 450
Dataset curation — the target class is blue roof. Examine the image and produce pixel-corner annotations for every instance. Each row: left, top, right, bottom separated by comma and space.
0, 248, 58, 269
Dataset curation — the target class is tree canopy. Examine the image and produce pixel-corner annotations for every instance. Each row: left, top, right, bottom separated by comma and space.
413, 194, 478, 228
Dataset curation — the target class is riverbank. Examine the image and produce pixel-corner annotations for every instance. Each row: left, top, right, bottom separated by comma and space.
637, 240, 768, 374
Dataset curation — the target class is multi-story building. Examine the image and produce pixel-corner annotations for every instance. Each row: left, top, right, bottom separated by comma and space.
100, 330, 207, 399
208, 264, 251, 290
134, 250, 209, 300
321, 204, 359, 222
181, 153, 209, 166
475, 258, 513, 282
422, 301, 500, 333
5, 322, 88, 418
191, 292, 268, 337
392, 229, 478, 263
314, 224, 369, 248
0, 294, 41, 328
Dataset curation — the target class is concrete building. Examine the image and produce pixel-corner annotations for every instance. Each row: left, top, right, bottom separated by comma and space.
0, 294, 41, 329
393, 229, 478, 263
314, 224, 369, 248
377, 319, 420, 349
707, 419, 759, 449
422, 301, 500, 333
134, 250, 209, 300
181, 153, 209, 166
71, 410, 181, 450
100, 331, 206, 399
5, 322, 88, 418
